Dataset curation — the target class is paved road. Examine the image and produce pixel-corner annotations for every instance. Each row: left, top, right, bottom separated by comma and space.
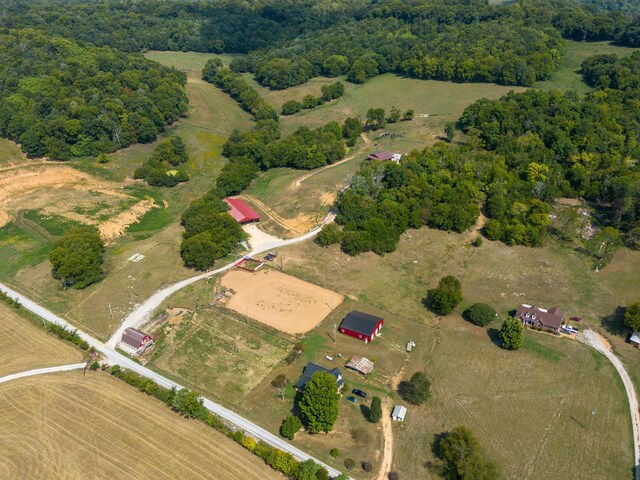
579, 330, 640, 480
107, 221, 329, 348
0, 282, 344, 478
0, 363, 87, 385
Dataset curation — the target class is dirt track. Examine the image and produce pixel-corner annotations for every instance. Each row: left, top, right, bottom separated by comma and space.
220, 269, 342, 334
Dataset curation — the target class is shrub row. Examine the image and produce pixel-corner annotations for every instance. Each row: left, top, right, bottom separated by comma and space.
108, 365, 346, 479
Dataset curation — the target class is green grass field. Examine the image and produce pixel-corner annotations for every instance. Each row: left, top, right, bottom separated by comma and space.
149, 306, 292, 406
274, 225, 639, 478
536, 40, 640, 94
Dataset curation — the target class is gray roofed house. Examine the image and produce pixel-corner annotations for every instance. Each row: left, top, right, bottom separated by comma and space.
294, 362, 344, 391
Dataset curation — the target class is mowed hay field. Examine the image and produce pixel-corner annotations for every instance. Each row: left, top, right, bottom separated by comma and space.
0, 303, 84, 377
0, 372, 279, 480
276, 227, 640, 478
220, 269, 343, 334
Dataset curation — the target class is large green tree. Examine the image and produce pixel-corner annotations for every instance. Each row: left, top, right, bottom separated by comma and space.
428, 276, 463, 315
298, 371, 340, 433
625, 302, 640, 332
499, 318, 525, 350
437, 426, 499, 480
49, 226, 104, 289
398, 372, 431, 405
463, 303, 497, 327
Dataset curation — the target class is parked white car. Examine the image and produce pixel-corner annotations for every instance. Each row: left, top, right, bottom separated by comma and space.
562, 325, 579, 334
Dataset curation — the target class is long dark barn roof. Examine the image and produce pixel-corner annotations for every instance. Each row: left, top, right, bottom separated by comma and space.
340, 311, 383, 336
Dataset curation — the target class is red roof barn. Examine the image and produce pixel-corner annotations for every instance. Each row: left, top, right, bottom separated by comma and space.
121, 327, 153, 352
223, 197, 260, 224
339, 311, 384, 344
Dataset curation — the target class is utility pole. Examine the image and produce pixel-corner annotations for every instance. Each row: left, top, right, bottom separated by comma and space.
590, 409, 596, 431
333, 322, 337, 343
108, 303, 114, 324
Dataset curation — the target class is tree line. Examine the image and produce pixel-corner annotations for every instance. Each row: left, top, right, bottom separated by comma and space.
2, 0, 639, 91
0, 29, 188, 159
281, 82, 345, 115
179, 59, 349, 270
108, 364, 347, 479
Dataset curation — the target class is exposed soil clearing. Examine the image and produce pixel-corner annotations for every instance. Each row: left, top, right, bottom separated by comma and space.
0, 163, 128, 228
99, 199, 158, 242
219, 269, 342, 334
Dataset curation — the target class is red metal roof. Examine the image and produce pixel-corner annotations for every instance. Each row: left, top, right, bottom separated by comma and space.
223, 197, 260, 223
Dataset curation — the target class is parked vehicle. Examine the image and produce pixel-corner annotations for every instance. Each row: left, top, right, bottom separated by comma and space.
570, 316, 582, 322
562, 325, 579, 334
346, 396, 357, 403
352, 389, 368, 399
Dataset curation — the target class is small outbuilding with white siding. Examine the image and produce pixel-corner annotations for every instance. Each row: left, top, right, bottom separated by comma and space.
391, 405, 407, 422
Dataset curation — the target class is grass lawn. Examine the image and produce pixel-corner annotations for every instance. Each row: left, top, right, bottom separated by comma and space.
536, 40, 640, 94
0, 302, 84, 377
274, 226, 640, 478
0, 371, 280, 480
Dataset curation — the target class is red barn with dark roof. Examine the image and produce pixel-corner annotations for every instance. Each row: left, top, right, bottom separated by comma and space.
339, 311, 384, 343
223, 197, 260, 224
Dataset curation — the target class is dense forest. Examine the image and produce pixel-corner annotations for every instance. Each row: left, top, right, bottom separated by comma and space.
0, 29, 188, 159
1, 0, 640, 89
329, 55, 640, 256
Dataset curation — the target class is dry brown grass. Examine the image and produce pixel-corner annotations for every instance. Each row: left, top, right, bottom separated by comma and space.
0, 303, 83, 377
274, 227, 640, 478
220, 269, 342, 334
0, 371, 280, 480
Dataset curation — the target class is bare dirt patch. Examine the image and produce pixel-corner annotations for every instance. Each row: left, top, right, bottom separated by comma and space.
0, 163, 129, 228
99, 198, 158, 242
219, 269, 343, 334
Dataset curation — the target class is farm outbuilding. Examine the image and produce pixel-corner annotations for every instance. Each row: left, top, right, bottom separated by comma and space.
630, 332, 640, 348
121, 328, 153, 352
346, 356, 374, 375
223, 197, 260, 224
367, 151, 402, 163
339, 311, 383, 343
391, 405, 407, 422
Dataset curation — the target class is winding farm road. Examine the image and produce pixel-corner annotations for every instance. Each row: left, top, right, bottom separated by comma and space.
107, 218, 330, 349
579, 330, 640, 480
0, 363, 87, 385
0, 282, 345, 478
0, 220, 349, 477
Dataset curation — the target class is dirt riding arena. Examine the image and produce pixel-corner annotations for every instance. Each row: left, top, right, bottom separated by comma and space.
219, 269, 343, 334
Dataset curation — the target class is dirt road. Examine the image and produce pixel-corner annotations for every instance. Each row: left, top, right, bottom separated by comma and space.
579, 330, 640, 480
376, 401, 394, 480
0, 363, 86, 385
289, 133, 371, 191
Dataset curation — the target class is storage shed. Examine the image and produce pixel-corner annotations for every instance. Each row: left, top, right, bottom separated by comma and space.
121, 327, 153, 352
391, 405, 407, 422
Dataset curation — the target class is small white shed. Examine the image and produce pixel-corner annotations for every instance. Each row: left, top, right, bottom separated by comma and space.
391, 405, 407, 422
